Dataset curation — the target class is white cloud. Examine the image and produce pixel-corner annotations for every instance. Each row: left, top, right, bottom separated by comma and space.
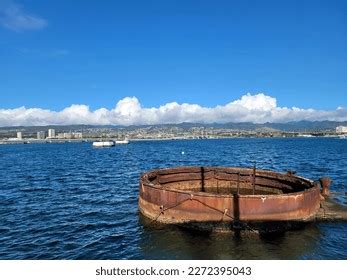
0, 0, 47, 31
231, 93, 276, 111
0, 93, 346, 126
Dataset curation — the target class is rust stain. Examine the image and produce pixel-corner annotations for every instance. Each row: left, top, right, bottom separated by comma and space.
139, 166, 326, 224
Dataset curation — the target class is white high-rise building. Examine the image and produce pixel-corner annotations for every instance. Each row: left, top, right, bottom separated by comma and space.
48, 129, 56, 138
37, 131, 45, 140
336, 126, 347, 134
17, 132, 22, 140
73, 132, 83, 139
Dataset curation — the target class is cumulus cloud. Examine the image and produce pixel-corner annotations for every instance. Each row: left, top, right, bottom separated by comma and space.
0, 93, 346, 127
0, 0, 47, 31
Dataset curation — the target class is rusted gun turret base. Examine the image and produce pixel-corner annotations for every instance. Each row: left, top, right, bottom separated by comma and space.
139, 167, 347, 232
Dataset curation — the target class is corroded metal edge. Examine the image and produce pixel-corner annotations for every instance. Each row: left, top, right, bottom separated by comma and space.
138, 166, 322, 224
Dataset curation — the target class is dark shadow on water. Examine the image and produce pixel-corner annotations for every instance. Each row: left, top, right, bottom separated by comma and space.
138, 214, 323, 259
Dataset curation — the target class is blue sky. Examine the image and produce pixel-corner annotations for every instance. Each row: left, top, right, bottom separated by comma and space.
0, 0, 346, 125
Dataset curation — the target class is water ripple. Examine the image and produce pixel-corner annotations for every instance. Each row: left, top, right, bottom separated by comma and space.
0, 138, 346, 259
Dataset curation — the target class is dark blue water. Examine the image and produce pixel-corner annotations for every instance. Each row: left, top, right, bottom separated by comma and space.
0, 138, 346, 259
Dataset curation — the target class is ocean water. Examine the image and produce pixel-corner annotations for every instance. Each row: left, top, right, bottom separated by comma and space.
0, 138, 346, 259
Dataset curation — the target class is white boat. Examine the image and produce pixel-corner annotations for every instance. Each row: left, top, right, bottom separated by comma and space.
115, 139, 129, 144
339, 135, 346, 139
92, 140, 115, 147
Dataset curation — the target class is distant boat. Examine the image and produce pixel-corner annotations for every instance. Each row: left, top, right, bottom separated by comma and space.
115, 139, 129, 144
339, 135, 346, 139
92, 140, 115, 147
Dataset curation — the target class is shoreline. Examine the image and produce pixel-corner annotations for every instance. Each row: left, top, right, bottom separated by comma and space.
0, 135, 343, 145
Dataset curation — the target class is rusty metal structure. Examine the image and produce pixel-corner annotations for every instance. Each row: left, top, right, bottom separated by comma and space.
138, 166, 334, 230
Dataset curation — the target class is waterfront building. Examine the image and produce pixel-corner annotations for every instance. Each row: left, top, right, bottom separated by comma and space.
336, 126, 347, 134
37, 131, 45, 139
57, 133, 64, 139
48, 129, 56, 138
56, 132, 83, 139
17, 132, 22, 140
57, 133, 70, 139
73, 132, 83, 139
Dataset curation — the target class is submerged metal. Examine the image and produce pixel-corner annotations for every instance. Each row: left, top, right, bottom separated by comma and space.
139, 166, 326, 228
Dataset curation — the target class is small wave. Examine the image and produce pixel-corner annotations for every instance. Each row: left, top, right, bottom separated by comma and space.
19, 187, 52, 192
0, 139, 346, 259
